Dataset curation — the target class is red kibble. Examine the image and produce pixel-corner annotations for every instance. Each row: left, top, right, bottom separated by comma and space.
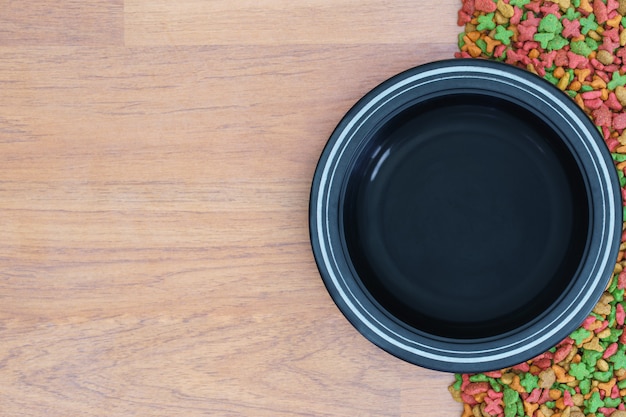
581, 90, 603, 100
483, 370, 502, 378
526, 388, 542, 403
567, 51, 589, 69
607, 138, 620, 151
585, 98, 604, 109
607, 93, 624, 111
591, 59, 606, 70
555, 50, 569, 67
458, 11, 472, 25
510, 6, 523, 24
613, 113, 626, 130
554, 344, 573, 363
484, 397, 503, 415
475, 0, 497, 12
512, 362, 530, 372
525, 1, 541, 13
604, 342, 619, 359
593, 105, 613, 127
540, 50, 557, 67
562, 18, 582, 38
608, 0, 620, 13
461, 374, 471, 391
612, 384, 621, 399
494, 44, 507, 58
465, 382, 490, 395
461, 392, 478, 406
540, 2, 561, 16
517, 24, 538, 42
599, 408, 617, 416
594, 0, 609, 23
594, 320, 609, 333
534, 358, 552, 369
564, 390, 574, 407
538, 388, 551, 404
487, 389, 503, 400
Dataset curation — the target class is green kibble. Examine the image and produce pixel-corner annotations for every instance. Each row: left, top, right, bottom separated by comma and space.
453, 374, 463, 390
612, 152, 626, 162
582, 349, 603, 367
614, 288, 625, 302
489, 378, 502, 393
572, 0, 581, 6
545, 401, 556, 409
470, 374, 489, 382
580, 13, 599, 35
566, 90, 577, 98
458, 32, 466, 49
520, 373, 539, 392
569, 362, 592, 380
607, 71, 626, 90
579, 378, 592, 394
604, 396, 622, 408
618, 379, 626, 389
544, 73, 559, 85
477, 12, 496, 31
586, 391, 604, 414
509, 0, 530, 6
548, 34, 569, 51
570, 40, 593, 57
580, 84, 594, 92
571, 328, 592, 345
585, 36, 599, 51
593, 370, 613, 382
535, 32, 555, 49
563, 7, 581, 21
539, 13, 563, 33
494, 25, 514, 45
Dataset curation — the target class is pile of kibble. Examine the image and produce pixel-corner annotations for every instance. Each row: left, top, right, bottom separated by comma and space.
449, 1, 626, 417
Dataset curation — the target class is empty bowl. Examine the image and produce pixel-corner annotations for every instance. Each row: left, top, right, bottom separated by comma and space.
309, 59, 622, 372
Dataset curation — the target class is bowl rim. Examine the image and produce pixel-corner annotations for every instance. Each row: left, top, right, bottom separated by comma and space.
309, 59, 622, 373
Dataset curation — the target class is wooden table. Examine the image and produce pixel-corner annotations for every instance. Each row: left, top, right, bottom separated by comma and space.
1, 1, 463, 415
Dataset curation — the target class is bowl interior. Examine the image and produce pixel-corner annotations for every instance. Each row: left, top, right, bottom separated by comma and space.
342, 92, 590, 340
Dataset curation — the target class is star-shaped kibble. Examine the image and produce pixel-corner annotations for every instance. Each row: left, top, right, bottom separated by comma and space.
519, 373, 539, 393
569, 362, 592, 380
562, 18, 581, 38
476, 12, 496, 31
570, 328, 591, 345
494, 25, 514, 45
608, 347, 626, 369
580, 13, 599, 35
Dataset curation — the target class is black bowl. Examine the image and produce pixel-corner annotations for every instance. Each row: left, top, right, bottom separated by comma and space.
309, 59, 622, 373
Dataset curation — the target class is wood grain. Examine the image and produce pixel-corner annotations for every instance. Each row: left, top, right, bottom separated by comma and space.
0, 2, 463, 416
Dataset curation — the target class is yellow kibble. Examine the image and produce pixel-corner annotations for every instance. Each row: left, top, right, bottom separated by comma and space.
495, 10, 509, 25
557, 73, 571, 91
497, 0, 515, 18
621, 28, 626, 47
601, 88, 609, 101
588, 30, 602, 41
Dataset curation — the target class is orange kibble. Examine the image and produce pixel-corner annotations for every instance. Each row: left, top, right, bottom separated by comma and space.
591, 77, 607, 89
598, 378, 616, 393
580, 0, 593, 12
549, 389, 562, 400
616, 145, 626, 153
601, 87, 609, 100
529, 48, 540, 59
554, 66, 566, 79
574, 94, 585, 109
467, 31, 481, 42
569, 80, 582, 91
621, 388, 626, 397
555, 397, 566, 409
510, 374, 525, 393
575, 68, 591, 82
618, 251, 624, 262
474, 392, 488, 402
589, 51, 597, 60
553, 364, 576, 383
467, 44, 482, 57
617, 160, 626, 171
524, 401, 539, 416
483, 36, 501, 53
573, 354, 582, 363
530, 365, 542, 374
462, 403, 473, 417
607, 14, 622, 28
